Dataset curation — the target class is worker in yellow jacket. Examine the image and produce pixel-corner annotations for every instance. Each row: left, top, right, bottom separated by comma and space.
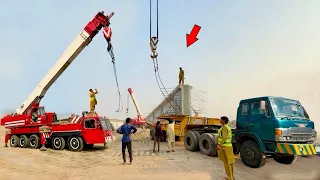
178, 67, 184, 85
89, 89, 98, 112
217, 116, 235, 180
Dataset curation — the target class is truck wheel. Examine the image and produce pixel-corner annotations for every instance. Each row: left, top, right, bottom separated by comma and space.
19, 135, 30, 148
29, 134, 41, 149
240, 140, 266, 168
10, 135, 19, 147
199, 133, 216, 156
52, 137, 66, 150
68, 136, 84, 152
273, 154, 297, 165
184, 131, 198, 151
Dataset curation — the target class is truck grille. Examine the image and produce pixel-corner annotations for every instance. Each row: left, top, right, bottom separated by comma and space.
290, 127, 314, 142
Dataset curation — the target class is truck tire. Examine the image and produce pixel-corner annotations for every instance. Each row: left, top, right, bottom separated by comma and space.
19, 135, 30, 148
193, 131, 201, 151
240, 140, 266, 168
273, 154, 297, 165
29, 134, 41, 149
184, 131, 198, 151
209, 134, 218, 157
10, 135, 19, 147
68, 136, 84, 152
199, 133, 216, 156
52, 137, 66, 150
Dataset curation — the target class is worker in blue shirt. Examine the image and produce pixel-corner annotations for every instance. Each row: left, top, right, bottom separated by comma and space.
117, 118, 137, 164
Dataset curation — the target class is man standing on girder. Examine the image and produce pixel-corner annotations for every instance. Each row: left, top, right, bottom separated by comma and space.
178, 67, 184, 85
89, 89, 98, 112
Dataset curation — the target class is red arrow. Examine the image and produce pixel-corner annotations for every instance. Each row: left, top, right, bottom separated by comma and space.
186, 24, 201, 47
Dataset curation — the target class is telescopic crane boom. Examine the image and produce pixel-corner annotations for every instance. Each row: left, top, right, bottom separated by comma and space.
15, 11, 114, 115
128, 88, 146, 125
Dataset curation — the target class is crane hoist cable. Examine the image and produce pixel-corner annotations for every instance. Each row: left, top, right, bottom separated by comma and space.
126, 91, 130, 117
149, 0, 181, 114
107, 44, 123, 112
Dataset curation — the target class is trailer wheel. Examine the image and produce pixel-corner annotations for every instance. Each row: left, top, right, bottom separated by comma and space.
273, 154, 297, 165
52, 137, 66, 150
19, 135, 30, 148
68, 136, 84, 152
10, 135, 19, 147
240, 140, 266, 168
29, 134, 41, 149
199, 133, 216, 156
184, 131, 199, 151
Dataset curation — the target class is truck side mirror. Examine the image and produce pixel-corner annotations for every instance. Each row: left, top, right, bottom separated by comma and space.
260, 100, 266, 110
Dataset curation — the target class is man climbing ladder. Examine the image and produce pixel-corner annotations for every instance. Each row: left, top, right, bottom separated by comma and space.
89, 88, 98, 112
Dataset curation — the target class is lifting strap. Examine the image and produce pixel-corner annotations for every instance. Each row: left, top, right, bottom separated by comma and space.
107, 44, 123, 112
149, 0, 181, 114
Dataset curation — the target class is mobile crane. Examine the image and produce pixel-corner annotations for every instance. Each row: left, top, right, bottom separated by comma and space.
0, 11, 116, 152
127, 88, 146, 127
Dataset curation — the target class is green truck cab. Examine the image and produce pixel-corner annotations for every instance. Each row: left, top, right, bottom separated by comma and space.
235, 96, 317, 168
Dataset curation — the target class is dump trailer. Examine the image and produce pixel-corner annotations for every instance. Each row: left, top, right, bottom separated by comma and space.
158, 96, 318, 168
0, 11, 115, 151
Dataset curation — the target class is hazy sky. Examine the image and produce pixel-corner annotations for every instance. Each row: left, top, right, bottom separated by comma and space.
0, 1, 319, 130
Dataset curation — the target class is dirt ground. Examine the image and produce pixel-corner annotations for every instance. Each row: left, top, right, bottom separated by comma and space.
0, 127, 320, 180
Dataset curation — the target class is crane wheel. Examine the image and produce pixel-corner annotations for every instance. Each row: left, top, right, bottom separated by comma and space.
52, 137, 66, 150
10, 135, 19, 147
19, 135, 30, 148
68, 136, 84, 152
29, 134, 41, 149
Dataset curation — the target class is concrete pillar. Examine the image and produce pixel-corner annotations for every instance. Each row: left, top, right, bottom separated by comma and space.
181, 85, 192, 115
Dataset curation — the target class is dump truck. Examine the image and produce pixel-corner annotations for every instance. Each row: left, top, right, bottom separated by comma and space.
158, 96, 318, 168
0, 11, 116, 152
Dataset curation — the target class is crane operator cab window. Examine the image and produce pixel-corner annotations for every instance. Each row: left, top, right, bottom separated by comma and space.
85, 119, 96, 129
31, 108, 39, 122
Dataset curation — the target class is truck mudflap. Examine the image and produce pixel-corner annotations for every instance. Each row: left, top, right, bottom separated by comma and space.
275, 143, 316, 155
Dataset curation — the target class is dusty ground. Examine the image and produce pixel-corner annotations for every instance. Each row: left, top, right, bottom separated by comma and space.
0, 127, 320, 180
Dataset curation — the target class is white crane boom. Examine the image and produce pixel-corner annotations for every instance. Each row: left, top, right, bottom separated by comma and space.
128, 88, 142, 117
15, 11, 114, 114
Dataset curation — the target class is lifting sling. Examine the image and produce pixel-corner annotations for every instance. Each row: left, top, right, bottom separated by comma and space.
149, 0, 181, 114
107, 44, 123, 112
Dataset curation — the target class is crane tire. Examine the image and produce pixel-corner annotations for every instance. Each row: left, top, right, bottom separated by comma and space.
68, 136, 84, 152
10, 135, 19, 147
29, 134, 41, 149
52, 136, 66, 150
19, 135, 30, 148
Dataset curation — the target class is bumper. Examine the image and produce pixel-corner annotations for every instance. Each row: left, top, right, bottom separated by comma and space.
275, 143, 316, 155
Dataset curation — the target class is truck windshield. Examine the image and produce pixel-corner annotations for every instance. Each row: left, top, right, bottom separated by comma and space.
100, 119, 113, 130
270, 98, 309, 120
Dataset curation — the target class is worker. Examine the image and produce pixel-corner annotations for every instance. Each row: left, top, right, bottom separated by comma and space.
31, 108, 38, 122
89, 89, 98, 112
217, 116, 235, 180
116, 118, 137, 165
178, 67, 184, 85
153, 121, 162, 153
166, 119, 175, 152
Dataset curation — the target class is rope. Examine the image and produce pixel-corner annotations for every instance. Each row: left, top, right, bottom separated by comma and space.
107, 44, 123, 112
149, 0, 181, 115
126, 91, 130, 117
